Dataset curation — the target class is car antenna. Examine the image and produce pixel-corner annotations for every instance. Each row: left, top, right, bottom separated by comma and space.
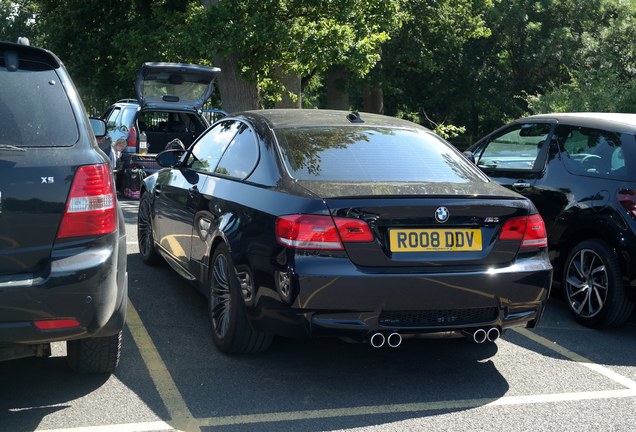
347, 112, 364, 123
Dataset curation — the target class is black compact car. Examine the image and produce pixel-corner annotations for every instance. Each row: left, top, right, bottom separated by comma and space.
138, 109, 552, 353
467, 113, 636, 328
101, 63, 221, 199
0, 40, 127, 373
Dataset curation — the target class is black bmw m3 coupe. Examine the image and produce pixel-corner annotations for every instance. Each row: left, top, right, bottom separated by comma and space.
138, 109, 552, 353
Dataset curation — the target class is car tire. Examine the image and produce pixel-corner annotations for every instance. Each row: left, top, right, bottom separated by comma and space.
562, 239, 634, 328
138, 192, 164, 265
209, 243, 272, 354
67, 331, 122, 374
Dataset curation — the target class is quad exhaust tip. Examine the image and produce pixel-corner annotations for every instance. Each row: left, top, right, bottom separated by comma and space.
369, 332, 403, 348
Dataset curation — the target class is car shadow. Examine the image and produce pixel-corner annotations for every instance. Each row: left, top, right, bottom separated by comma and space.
119, 252, 510, 432
0, 356, 110, 431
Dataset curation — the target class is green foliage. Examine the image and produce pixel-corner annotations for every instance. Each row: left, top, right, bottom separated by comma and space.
0, 0, 41, 45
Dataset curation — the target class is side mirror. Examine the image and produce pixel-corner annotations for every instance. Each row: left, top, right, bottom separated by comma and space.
463, 150, 476, 164
90, 118, 107, 138
156, 149, 185, 168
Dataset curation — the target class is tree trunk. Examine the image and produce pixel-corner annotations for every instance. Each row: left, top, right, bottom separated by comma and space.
324, 66, 350, 110
362, 60, 383, 114
213, 53, 260, 113
202, 0, 260, 113
275, 72, 302, 109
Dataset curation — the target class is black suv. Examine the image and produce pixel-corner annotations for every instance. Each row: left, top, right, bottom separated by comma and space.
0, 40, 127, 373
468, 113, 636, 328
101, 63, 222, 198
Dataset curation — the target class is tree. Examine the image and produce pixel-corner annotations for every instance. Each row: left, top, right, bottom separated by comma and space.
0, 0, 41, 45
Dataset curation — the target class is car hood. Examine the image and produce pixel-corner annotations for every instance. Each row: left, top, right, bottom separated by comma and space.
135, 62, 221, 111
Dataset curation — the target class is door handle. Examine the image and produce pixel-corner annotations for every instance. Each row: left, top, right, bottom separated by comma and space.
512, 181, 531, 190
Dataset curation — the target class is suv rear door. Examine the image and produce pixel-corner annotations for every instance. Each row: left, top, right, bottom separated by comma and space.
135, 62, 221, 111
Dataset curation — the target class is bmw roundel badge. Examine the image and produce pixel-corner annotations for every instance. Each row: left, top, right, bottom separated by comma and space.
435, 206, 449, 223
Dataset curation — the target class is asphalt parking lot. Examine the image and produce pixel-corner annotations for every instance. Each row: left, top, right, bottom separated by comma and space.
3, 198, 636, 432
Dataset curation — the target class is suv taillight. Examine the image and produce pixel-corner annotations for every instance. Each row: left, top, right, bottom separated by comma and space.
618, 189, 636, 220
499, 214, 548, 249
126, 125, 137, 151
276, 215, 373, 250
56, 164, 117, 239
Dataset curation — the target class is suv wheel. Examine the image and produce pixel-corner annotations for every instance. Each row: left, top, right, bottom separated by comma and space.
67, 331, 122, 374
562, 239, 634, 328
208, 244, 272, 353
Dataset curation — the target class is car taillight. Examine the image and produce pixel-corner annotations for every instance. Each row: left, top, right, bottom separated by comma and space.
56, 164, 117, 239
276, 215, 373, 250
127, 125, 137, 150
499, 214, 548, 249
618, 189, 636, 220
34, 319, 81, 330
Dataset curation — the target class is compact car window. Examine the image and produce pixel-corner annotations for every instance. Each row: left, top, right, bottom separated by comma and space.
215, 123, 259, 179
121, 107, 137, 127
274, 127, 484, 183
187, 121, 239, 173
0, 68, 78, 147
555, 125, 633, 180
476, 123, 550, 170
105, 108, 121, 130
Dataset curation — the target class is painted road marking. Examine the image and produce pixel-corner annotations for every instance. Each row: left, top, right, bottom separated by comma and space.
126, 300, 199, 432
52, 306, 636, 432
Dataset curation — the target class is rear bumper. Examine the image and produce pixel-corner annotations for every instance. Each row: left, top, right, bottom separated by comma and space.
0, 235, 128, 347
249, 252, 552, 340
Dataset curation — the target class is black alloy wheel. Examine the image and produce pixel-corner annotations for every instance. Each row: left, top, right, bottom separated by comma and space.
137, 192, 163, 265
209, 243, 272, 354
563, 239, 633, 328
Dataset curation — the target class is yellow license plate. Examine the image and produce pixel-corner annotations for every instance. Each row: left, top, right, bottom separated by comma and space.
389, 228, 482, 252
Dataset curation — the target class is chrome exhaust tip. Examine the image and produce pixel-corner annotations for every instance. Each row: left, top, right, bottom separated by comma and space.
369, 332, 385, 348
387, 332, 402, 348
473, 328, 487, 344
487, 327, 500, 342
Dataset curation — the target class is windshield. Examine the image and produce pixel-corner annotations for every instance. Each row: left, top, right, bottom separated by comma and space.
274, 126, 487, 183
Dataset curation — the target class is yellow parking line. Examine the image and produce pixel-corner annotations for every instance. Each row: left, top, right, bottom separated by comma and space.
514, 327, 636, 389
126, 300, 199, 432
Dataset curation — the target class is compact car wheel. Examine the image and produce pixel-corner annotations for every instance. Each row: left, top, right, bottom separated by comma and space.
209, 244, 272, 353
563, 239, 633, 328
137, 192, 163, 265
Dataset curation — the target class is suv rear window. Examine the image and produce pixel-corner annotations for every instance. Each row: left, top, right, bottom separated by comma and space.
274, 126, 485, 183
0, 60, 78, 147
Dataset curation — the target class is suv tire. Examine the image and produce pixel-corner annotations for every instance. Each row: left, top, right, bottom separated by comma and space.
67, 331, 122, 374
562, 239, 634, 328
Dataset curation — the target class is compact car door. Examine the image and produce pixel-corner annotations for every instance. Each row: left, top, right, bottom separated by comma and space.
472, 121, 555, 201
153, 121, 240, 271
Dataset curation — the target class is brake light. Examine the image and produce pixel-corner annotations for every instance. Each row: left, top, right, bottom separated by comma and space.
499, 214, 547, 248
127, 125, 137, 150
276, 215, 373, 250
56, 164, 117, 239
34, 319, 81, 330
618, 189, 636, 220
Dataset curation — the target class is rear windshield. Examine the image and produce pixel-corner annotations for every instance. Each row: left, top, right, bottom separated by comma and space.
274, 126, 487, 183
0, 61, 78, 147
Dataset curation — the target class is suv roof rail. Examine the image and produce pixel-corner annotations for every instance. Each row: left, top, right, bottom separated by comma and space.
116, 98, 138, 104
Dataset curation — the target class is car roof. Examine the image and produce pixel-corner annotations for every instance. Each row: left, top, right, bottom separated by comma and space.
523, 112, 636, 131
236, 109, 431, 130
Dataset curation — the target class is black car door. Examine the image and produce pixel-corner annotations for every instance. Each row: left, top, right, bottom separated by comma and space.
472, 120, 555, 200
153, 120, 239, 271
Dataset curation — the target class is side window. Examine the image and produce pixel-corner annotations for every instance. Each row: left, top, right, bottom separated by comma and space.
215, 123, 259, 179
555, 125, 624, 178
105, 108, 121, 131
187, 121, 239, 173
476, 123, 551, 170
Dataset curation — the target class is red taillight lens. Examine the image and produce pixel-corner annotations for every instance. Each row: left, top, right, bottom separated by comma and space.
34, 319, 81, 330
276, 215, 373, 250
127, 125, 137, 150
499, 214, 548, 249
618, 189, 636, 220
57, 164, 117, 239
